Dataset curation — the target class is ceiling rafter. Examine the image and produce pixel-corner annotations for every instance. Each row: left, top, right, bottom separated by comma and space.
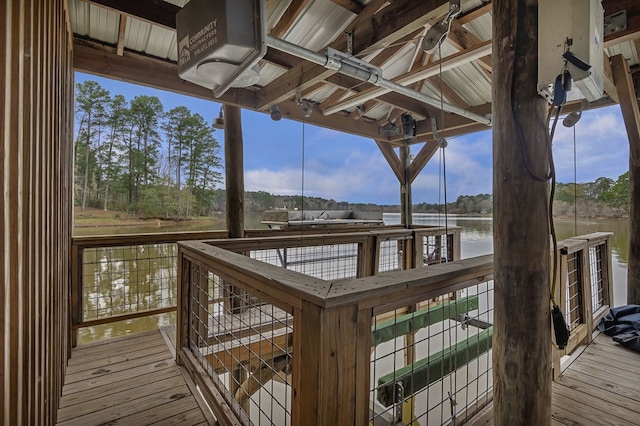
447, 21, 492, 76
322, 40, 491, 115
270, 0, 311, 38
255, 0, 391, 111
331, 0, 365, 14
72, 37, 385, 141
457, 1, 492, 26
116, 14, 127, 56
82, 0, 179, 30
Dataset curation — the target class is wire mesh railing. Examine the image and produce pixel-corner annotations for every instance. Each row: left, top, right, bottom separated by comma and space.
187, 261, 293, 425
370, 280, 494, 425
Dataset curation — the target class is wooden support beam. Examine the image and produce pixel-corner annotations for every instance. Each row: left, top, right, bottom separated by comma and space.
256, 0, 388, 110
224, 105, 245, 238
116, 14, 127, 56
493, 1, 551, 423
425, 75, 471, 109
270, 0, 311, 38
73, 38, 383, 140
448, 21, 492, 72
603, 52, 620, 104
408, 103, 492, 143
375, 140, 404, 183
400, 145, 412, 228
82, 0, 179, 30
611, 53, 640, 304
611, 54, 640, 166
322, 40, 491, 114
407, 140, 439, 184
458, 1, 493, 25
330, 0, 365, 14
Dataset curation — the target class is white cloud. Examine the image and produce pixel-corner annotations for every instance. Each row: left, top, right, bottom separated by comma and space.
245, 148, 399, 203
552, 107, 629, 183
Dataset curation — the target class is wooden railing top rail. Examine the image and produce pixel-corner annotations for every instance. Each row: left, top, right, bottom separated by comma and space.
179, 239, 492, 313
203, 226, 460, 252
558, 232, 613, 254
70, 226, 461, 249
179, 241, 331, 312
326, 254, 493, 312
72, 230, 229, 248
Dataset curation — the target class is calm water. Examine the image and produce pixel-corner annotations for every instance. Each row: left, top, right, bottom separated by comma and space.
76, 213, 630, 343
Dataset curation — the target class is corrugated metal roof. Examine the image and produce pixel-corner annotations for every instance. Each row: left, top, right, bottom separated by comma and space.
284, 1, 355, 52
69, 0, 633, 130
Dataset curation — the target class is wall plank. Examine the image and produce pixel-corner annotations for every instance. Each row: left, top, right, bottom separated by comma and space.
1, 0, 73, 423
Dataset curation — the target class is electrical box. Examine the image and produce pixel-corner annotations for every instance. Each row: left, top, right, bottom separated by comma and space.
538, 0, 604, 103
176, 0, 266, 97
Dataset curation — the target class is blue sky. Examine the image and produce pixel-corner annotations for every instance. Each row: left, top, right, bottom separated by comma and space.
76, 72, 630, 205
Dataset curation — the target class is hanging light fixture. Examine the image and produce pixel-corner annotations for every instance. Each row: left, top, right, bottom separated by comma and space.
269, 104, 282, 121
212, 106, 225, 129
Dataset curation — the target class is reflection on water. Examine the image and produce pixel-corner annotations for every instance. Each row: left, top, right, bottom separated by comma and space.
77, 213, 630, 344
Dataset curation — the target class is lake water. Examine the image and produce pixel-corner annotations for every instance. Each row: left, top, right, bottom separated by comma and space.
75, 213, 630, 344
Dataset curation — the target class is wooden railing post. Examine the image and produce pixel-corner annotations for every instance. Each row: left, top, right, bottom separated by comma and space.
70, 243, 81, 349
292, 301, 371, 425
176, 247, 191, 363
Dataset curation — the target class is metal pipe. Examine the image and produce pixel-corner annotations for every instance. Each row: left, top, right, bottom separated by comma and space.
266, 35, 492, 127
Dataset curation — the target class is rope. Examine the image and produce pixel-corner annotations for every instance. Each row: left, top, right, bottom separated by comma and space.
438, 43, 456, 423
573, 125, 578, 236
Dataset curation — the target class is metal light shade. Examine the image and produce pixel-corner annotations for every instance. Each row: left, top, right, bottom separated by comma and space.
212, 108, 225, 129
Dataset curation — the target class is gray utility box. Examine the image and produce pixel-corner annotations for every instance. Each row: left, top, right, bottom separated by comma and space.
176, 0, 265, 96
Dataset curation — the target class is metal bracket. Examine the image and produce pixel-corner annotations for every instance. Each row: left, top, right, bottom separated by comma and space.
604, 9, 627, 36
346, 31, 353, 55
422, 0, 461, 53
325, 47, 383, 84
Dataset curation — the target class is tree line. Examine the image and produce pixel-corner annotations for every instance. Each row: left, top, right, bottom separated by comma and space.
74, 80, 222, 219
74, 81, 630, 220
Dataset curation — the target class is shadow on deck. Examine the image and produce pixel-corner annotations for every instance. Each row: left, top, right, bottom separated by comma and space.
57, 328, 213, 425
469, 333, 640, 425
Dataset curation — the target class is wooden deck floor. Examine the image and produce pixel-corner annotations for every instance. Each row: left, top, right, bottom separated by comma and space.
57, 330, 211, 426
470, 333, 640, 425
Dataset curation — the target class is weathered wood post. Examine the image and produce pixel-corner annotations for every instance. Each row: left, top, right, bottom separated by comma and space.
223, 103, 247, 391
610, 54, 640, 305
493, 1, 552, 423
630, 158, 640, 304
224, 104, 245, 238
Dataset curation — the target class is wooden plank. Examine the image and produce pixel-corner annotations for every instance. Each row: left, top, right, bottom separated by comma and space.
555, 375, 640, 415
204, 327, 293, 372
69, 330, 161, 358
59, 367, 181, 408
115, 398, 206, 425
577, 350, 640, 375
83, 0, 179, 30
322, 40, 492, 114
57, 382, 193, 425
116, 13, 126, 56
62, 355, 176, 395
270, 0, 311, 38
63, 350, 173, 385
68, 334, 167, 366
565, 357, 640, 391
551, 395, 612, 426
611, 54, 640, 167
65, 342, 171, 375
552, 385, 638, 426
330, 0, 364, 14
58, 374, 190, 421
458, 2, 493, 25
562, 365, 640, 403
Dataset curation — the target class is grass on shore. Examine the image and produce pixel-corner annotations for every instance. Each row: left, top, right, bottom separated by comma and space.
73, 206, 222, 227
